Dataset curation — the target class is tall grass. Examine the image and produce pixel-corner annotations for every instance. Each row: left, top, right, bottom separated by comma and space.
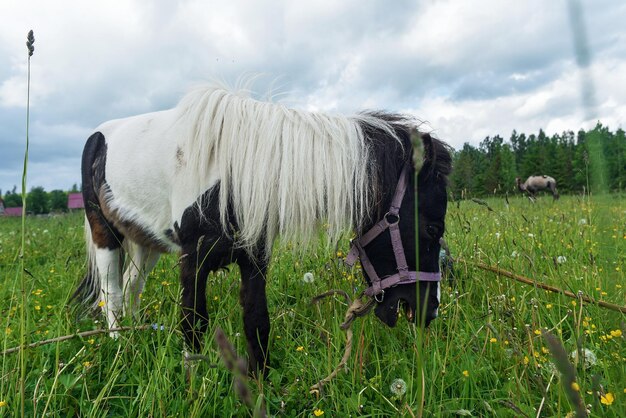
0, 193, 624, 416
16, 29, 35, 418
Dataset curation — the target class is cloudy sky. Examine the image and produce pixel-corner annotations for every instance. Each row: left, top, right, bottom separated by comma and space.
1, 0, 624, 193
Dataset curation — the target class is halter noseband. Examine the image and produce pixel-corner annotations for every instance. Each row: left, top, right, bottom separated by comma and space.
345, 162, 441, 302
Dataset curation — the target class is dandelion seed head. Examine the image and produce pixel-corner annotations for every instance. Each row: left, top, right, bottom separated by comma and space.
390, 378, 407, 396
303, 272, 314, 283
570, 348, 597, 369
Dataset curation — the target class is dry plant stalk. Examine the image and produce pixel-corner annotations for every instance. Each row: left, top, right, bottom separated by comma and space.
309, 290, 374, 395
2, 325, 153, 355
214, 327, 267, 418
542, 331, 588, 417
460, 259, 626, 314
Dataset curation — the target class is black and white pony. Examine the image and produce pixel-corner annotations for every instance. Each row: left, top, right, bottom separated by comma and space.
73, 85, 452, 372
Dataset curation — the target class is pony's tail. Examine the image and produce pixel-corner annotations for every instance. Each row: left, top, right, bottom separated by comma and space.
70, 216, 101, 316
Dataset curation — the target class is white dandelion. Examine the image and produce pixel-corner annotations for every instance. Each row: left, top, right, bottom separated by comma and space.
303, 272, 315, 283
570, 348, 597, 369
390, 378, 407, 396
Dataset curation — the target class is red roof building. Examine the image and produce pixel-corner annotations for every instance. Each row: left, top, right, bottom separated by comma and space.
68, 193, 84, 209
3, 206, 23, 216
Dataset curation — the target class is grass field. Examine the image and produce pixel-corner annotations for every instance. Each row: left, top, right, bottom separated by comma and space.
1, 194, 624, 417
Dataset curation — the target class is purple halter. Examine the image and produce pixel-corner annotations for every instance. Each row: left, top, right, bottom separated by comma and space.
345, 162, 441, 302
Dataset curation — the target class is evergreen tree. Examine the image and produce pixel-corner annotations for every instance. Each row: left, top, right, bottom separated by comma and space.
499, 144, 517, 194
450, 124, 624, 197
450, 143, 483, 197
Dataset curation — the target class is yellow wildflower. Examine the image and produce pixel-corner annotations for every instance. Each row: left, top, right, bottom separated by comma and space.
0, 401, 7, 407
523, 356, 530, 365
34, 305, 41, 311
313, 408, 324, 416
462, 370, 469, 377
97, 300, 105, 308
600, 392, 614, 405
546, 304, 553, 309
296, 346, 304, 352
489, 338, 497, 343
82, 361, 92, 368
87, 338, 95, 345
534, 329, 542, 336
610, 329, 622, 338
571, 382, 580, 392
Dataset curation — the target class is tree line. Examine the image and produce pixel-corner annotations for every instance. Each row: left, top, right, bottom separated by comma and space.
1, 184, 80, 214
2, 122, 624, 213
449, 122, 626, 198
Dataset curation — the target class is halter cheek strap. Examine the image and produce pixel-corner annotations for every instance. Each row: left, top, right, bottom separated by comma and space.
345, 163, 441, 301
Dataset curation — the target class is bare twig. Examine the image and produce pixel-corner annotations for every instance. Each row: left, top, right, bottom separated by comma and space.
459, 259, 626, 314
2, 325, 153, 355
498, 400, 530, 418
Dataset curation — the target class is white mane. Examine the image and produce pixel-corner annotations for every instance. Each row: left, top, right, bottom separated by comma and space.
175, 85, 402, 251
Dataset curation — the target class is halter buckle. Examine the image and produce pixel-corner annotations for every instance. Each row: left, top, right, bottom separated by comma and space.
374, 289, 385, 303
384, 212, 400, 226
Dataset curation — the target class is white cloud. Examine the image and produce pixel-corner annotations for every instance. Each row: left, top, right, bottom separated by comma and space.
0, 0, 624, 191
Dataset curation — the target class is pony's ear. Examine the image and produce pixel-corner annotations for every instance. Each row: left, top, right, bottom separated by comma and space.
410, 127, 425, 172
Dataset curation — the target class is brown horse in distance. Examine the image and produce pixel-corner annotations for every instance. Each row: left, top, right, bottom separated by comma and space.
516, 175, 559, 200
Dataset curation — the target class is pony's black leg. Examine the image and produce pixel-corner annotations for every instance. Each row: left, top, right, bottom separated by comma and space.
238, 252, 270, 374
180, 245, 211, 352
